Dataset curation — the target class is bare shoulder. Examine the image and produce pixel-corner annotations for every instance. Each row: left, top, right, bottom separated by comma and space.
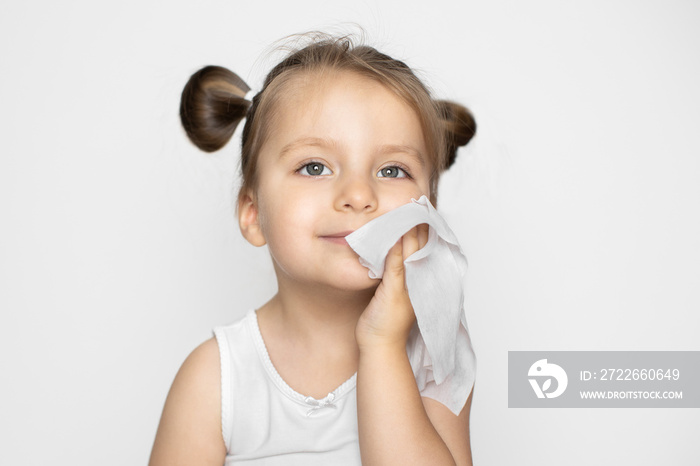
149, 338, 226, 466
423, 389, 474, 466
178, 337, 221, 384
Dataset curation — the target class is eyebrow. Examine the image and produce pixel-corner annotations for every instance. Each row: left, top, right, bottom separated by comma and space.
279, 137, 426, 168
279, 137, 337, 159
376, 144, 426, 169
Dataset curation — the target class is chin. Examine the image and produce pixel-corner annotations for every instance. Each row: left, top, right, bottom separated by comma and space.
345, 279, 380, 293
332, 270, 380, 292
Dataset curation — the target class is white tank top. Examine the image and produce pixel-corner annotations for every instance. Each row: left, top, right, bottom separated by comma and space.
214, 310, 361, 465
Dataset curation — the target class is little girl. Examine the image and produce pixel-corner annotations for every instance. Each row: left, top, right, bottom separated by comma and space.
150, 34, 476, 466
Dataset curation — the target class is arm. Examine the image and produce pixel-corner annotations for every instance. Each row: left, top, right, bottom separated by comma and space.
149, 338, 226, 466
356, 226, 473, 465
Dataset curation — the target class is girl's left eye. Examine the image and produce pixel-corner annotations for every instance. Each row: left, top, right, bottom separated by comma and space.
377, 166, 408, 178
298, 162, 332, 176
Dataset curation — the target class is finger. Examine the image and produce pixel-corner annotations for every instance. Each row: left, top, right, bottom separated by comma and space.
402, 226, 420, 261
384, 239, 405, 281
417, 223, 429, 249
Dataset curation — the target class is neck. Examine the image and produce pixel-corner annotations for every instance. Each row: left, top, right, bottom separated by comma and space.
258, 273, 376, 350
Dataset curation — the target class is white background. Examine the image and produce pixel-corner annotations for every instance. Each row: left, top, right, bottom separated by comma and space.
1, 1, 698, 464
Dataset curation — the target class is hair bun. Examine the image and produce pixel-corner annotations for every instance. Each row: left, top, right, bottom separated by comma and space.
435, 100, 476, 168
180, 65, 251, 152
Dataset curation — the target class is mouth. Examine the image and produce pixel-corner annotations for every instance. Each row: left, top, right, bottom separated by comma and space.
319, 231, 354, 245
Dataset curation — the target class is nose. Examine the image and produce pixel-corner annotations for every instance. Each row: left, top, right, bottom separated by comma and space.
334, 174, 378, 213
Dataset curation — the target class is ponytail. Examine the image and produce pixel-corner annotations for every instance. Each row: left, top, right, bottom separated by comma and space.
180, 66, 251, 152
435, 100, 477, 169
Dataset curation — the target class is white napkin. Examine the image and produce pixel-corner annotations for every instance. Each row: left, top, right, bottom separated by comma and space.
345, 196, 476, 415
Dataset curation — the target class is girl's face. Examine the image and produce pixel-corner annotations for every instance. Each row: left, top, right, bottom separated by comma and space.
239, 71, 432, 292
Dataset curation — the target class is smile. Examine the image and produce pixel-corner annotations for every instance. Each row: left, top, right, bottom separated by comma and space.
319, 231, 354, 245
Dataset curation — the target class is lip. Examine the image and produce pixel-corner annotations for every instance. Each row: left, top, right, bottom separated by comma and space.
319, 230, 355, 245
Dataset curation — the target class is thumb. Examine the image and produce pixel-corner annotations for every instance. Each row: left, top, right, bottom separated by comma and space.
383, 239, 405, 284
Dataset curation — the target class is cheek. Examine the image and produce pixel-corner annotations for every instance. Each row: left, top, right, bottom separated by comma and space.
256, 189, 316, 240
253, 191, 278, 241
380, 182, 431, 207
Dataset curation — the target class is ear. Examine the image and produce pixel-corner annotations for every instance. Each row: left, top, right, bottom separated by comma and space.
238, 190, 266, 247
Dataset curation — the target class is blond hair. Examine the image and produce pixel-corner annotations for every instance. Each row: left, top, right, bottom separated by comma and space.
180, 35, 476, 201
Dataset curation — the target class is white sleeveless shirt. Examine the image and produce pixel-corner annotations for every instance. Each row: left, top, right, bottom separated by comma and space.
213, 310, 361, 465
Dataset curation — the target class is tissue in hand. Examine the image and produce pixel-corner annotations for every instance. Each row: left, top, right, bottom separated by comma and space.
345, 196, 476, 415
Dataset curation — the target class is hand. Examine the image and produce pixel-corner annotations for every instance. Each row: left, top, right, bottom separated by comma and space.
356, 224, 429, 350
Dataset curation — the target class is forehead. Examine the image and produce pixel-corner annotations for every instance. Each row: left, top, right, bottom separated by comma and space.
259, 70, 431, 165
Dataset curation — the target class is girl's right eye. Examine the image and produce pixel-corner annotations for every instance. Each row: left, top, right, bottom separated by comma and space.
298, 162, 332, 177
